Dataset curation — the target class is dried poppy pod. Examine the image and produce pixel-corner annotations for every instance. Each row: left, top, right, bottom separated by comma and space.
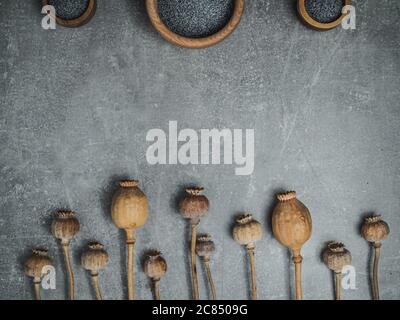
24, 248, 53, 300
144, 251, 167, 300
51, 210, 80, 300
51, 210, 80, 244
179, 186, 209, 300
196, 234, 216, 259
361, 215, 390, 300
322, 242, 352, 300
361, 215, 390, 243
111, 179, 149, 300
233, 214, 262, 300
81, 242, 109, 300
196, 234, 217, 300
272, 191, 312, 300
179, 187, 209, 224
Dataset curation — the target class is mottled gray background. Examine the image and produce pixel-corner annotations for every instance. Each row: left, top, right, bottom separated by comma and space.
0, 0, 399, 300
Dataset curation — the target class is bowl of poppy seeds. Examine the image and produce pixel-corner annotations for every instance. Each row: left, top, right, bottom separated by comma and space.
146, 0, 245, 49
42, 0, 96, 27
297, 0, 351, 30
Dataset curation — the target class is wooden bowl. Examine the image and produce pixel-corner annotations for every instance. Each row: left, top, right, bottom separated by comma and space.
42, 0, 96, 28
297, 0, 352, 30
146, 0, 245, 49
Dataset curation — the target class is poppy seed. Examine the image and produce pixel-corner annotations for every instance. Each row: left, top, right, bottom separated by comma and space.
305, 0, 345, 24
48, 0, 90, 20
158, 0, 235, 38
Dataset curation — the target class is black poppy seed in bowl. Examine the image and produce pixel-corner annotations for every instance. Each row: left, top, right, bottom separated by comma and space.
305, 0, 345, 24
48, 0, 90, 20
157, 0, 235, 38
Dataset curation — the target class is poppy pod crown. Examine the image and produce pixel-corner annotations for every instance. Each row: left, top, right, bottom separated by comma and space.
119, 180, 140, 188
111, 179, 149, 230
277, 191, 297, 201
32, 248, 49, 256
179, 187, 209, 224
272, 191, 312, 254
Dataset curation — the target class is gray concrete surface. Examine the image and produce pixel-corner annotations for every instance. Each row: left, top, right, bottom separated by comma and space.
0, 0, 399, 300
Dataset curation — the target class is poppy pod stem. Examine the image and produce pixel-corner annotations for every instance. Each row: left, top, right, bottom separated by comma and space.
90, 271, 102, 300
335, 272, 341, 300
125, 229, 136, 300
61, 241, 74, 300
196, 234, 217, 300
51, 210, 79, 300
33, 278, 41, 300
152, 279, 160, 300
246, 244, 257, 300
233, 214, 262, 300
81, 242, 109, 300
179, 187, 209, 300
203, 257, 216, 300
190, 222, 199, 300
292, 250, 303, 300
372, 242, 381, 300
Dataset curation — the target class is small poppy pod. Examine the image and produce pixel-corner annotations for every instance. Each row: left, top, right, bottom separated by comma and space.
144, 251, 167, 280
233, 214, 262, 247
272, 191, 312, 252
81, 242, 109, 272
361, 215, 390, 243
196, 234, 216, 258
25, 249, 53, 280
111, 180, 149, 230
51, 211, 80, 244
179, 187, 209, 224
323, 242, 352, 273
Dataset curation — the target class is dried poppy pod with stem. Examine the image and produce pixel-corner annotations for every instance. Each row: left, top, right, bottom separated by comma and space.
81, 242, 109, 300
51, 210, 80, 300
272, 191, 312, 300
179, 186, 209, 300
196, 234, 216, 300
233, 214, 262, 300
322, 242, 352, 300
24, 248, 53, 300
144, 251, 167, 300
361, 215, 390, 300
111, 179, 149, 300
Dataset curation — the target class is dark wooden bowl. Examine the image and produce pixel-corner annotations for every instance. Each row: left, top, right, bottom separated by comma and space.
42, 0, 96, 28
297, 0, 352, 31
146, 0, 245, 49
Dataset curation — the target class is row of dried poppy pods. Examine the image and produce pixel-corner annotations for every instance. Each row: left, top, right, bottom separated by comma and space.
24, 180, 390, 300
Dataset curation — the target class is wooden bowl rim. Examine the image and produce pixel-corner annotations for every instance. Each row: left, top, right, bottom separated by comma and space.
297, 0, 352, 30
145, 0, 245, 49
41, 0, 96, 28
